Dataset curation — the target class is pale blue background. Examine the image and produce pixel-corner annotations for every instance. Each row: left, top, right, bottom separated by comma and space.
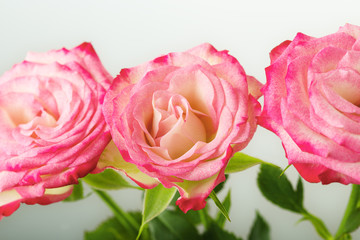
0, 0, 359, 239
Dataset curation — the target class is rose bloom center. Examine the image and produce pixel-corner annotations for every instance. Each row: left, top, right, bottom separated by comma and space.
0, 92, 58, 137
144, 91, 207, 159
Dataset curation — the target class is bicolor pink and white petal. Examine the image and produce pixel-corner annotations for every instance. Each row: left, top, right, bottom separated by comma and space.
103, 43, 261, 212
261, 24, 360, 184
0, 43, 112, 219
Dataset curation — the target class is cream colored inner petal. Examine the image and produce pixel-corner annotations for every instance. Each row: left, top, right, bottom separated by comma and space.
150, 94, 207, 159
333, 82, 360, 106
0, 93, 58, 131
44, 185, 72, 195
3, 102, 41, 127
19, 111, 57, 136
0, 107, 16, 128
0, 189, 22, 206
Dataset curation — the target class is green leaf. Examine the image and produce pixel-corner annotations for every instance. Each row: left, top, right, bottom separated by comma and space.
202, 221, 242, 240
180, 209, 202, 226
82, 169, 140, 190
142, 185, 177, 224
198, 208, 211, 230
248, 211, 270, 240
148, 210, 201, 240
84, 213, 150, 240
258, 165, 332, 240
257, 164, 304, 213
137, 185, 177, 239
209, 191, 231, 222
84, 216, 127, 240
342, 208, 360, 234
225, 152, 267, 174
295, 177, 304, 208
63, 180, 85, 202
216, 190, 231, 228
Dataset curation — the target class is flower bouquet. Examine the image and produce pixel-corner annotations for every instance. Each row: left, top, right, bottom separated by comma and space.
1, 23, 360, 240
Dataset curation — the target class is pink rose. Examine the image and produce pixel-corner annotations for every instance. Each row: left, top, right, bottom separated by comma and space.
0, 43, 112, 219
261, 24, 360, 184
103, 43, 262, 212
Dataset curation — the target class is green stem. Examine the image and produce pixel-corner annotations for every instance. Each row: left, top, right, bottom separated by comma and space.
136, 224, 145, 240
302, 211, 333, 240
335, 185, 360, 239
93, 189, 139, 235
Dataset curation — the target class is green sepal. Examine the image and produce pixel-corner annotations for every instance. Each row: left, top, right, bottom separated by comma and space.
82, 169, 141, 190
215, 190, 231, 228
63, 180, 85, 202
225, 152, 269, 174
213, 174, 229, 194
209, 191, 231, 222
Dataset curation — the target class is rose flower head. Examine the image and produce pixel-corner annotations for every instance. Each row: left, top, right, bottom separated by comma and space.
261, 24, 360, 185
0, 43, 112, 219
103, 43, 262, 212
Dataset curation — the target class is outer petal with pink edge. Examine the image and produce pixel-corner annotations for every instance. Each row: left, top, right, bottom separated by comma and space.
0, 42, 112, 219
261, 24, 360, 185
